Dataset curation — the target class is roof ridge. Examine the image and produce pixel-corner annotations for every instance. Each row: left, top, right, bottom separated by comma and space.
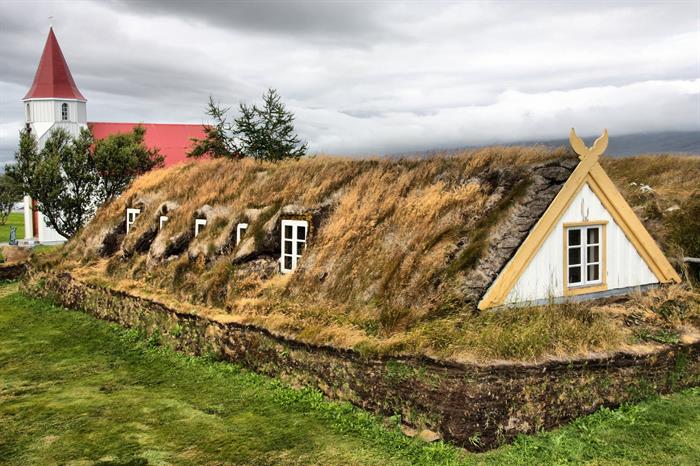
24, 28, 86, 101
88, 122, 205, 127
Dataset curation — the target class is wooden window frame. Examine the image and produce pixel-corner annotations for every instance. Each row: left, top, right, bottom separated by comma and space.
61, 102, 69, 121
280, 219, 308, 274
194, 219, 207, 237
236, 223, 248, 245
126, 208, 141, 233
563, 221, 607, 296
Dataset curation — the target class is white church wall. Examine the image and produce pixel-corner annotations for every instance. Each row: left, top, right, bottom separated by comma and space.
51, 100, 86, 123
23, 196, 33, 240
77, 101, 87, 122
37, 213, 67, 243
24, 99, 87, 244
26, 100, 55, 122
504, 182, 658, 304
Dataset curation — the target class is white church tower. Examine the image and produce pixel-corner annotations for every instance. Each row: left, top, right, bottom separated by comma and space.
22, 27, 87, 243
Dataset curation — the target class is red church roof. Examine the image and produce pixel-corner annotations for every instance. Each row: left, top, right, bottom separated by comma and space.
24, 28, 86, 101
89, 122, 207, 167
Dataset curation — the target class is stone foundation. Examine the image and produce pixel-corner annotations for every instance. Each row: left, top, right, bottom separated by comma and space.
24, 270, 700, 451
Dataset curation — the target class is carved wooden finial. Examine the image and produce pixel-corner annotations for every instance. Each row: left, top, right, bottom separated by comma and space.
569, 128, 608, 160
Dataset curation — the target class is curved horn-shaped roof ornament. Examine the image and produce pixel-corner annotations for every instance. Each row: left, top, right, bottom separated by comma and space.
569, 128, 608, 160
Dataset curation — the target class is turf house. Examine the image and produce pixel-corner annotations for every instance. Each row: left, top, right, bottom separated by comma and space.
56, 127, 679, 332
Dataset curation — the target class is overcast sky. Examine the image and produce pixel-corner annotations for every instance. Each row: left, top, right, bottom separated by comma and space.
1, 0, 699, 164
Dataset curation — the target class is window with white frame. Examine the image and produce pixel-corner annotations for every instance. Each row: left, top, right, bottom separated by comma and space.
126, 208, 140, 233
194, 218, 207, 237
61, 103, 69, 121
280, 219, 308, 273
236, 223, 248, 245
159, 215, 169, 230
566, 224, 603, 287
26, 103, 31, 121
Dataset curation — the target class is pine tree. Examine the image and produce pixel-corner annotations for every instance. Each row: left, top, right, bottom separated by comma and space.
189, 89, 307, 161
187, 96, 241, 159
93, 124, 164, 201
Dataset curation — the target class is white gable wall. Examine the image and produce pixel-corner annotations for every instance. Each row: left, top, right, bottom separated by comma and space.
504, 183, 658, 304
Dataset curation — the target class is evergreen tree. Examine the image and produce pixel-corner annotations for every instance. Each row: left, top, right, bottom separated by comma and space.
93, 124, 164, 201
0, 174, 21, 226
187, 97, 241, 159
7, 125, 162, 239
189, 89, 307, 161
7, 127, 100, 238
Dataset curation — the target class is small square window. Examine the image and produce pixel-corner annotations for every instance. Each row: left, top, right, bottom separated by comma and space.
236, 223, 248, 245
195, 219, 207, 237
568, 247, 581, 266
568, 229, 581, 246
587, 264, 600, 282
280, 219, 308, 273
568, 266, 581, 284
126, 208, 141, 233
587, 245, 599, 262
587, 228, 599, 244
566, 224, 603, 289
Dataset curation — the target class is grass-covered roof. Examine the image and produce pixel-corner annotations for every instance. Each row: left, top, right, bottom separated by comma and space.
49, 149, 700, 362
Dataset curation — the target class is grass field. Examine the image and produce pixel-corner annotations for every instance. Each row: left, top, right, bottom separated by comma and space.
0, 212, 23, 243
1, 281, 699, 465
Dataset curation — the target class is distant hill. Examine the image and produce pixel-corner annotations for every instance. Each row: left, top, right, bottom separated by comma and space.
525, 131, 700, 157
400, 131, 700, 158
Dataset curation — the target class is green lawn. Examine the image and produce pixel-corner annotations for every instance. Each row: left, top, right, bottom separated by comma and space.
0, 212, 24, 243
1, 282, 699, 465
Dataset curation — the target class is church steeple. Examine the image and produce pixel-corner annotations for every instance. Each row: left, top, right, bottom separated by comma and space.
23, 27, 86, 101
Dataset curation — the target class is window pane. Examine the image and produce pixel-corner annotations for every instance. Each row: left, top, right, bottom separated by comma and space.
587, 264, 600, 281
284, 225, 293, 238
568, 247, 581, 265
587, 227, 599, 244
587, 245, 599, 263
568, 228, 581, 246
568, 266, 581, 284
297, 226, 306, 240
297, 240, 305, 253
284, 240, 293, 253
284, 256, 293, 270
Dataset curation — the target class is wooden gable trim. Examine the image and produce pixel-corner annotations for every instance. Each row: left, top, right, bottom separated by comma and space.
587, 165, 680, 283
477, 156, 594, 309
477, 129, 680, 310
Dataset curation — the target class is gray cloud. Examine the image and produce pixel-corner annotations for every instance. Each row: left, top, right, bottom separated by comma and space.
0, 0, 698, 164
113, 0, 390, 44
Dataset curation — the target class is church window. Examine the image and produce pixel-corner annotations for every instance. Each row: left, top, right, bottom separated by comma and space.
26, 103, 31, 121
61, 103, 69, 121
280, 220, 308, 273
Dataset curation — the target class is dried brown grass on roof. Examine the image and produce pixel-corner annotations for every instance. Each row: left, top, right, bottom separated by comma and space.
50, 151, 700, 362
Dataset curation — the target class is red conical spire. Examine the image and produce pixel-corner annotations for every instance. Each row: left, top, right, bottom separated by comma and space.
23, 28, 86, 101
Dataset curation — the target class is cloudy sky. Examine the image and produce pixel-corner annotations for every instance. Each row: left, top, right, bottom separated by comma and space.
1, 0, 698, 163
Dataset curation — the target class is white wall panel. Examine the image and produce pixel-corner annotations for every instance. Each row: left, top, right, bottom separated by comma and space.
504, 183, 658, 304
